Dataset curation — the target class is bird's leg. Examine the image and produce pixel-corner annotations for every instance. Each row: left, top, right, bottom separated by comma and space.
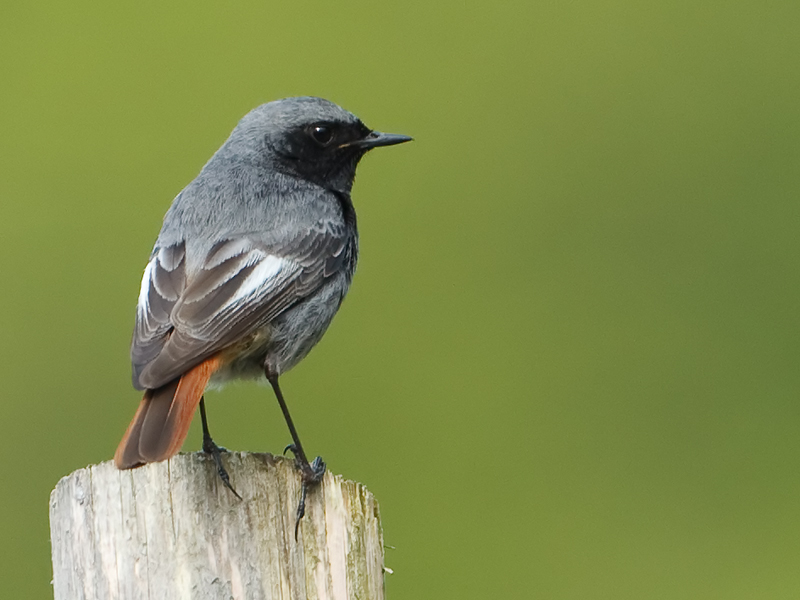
200, 396, 241, 500
266, 370, 326, 538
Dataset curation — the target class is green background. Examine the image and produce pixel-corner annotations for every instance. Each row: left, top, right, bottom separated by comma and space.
2, 1, 799, 598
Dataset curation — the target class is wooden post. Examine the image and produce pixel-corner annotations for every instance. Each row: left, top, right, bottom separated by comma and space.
49, 453, 386, 600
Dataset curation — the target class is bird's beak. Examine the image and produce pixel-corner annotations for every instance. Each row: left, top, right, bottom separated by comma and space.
346, 131, 413, 150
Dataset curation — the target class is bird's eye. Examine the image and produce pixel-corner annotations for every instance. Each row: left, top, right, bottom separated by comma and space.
309, 125, 334, 147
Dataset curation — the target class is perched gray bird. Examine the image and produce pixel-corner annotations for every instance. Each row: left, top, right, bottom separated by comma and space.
114, 97, 411, 527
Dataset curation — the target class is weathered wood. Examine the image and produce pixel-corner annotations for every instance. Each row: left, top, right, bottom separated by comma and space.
49, 453, 385, 600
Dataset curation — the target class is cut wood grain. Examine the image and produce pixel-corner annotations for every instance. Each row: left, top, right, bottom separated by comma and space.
49, 452, 385, 600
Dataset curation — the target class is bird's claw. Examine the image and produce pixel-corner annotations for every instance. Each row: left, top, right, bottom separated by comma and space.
203, 438, 242, 500
302, 455, 326, 484
294, 455, 326, 540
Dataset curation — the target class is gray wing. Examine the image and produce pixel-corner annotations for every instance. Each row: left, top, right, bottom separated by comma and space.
131, 224, 350, 390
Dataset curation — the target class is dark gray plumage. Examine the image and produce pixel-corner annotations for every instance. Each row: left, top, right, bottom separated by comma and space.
116, 96, 411, 500
132, 97, 408, 390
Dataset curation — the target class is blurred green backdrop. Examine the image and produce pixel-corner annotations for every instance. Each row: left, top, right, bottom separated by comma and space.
2, 1, 799, 598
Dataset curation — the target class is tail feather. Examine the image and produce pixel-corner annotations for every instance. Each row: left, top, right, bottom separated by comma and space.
114, 356, 221, 469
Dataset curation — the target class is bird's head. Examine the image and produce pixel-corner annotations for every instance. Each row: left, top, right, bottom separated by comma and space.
225, 96, 411, 193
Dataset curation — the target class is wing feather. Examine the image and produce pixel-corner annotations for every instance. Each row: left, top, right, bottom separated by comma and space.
131, 222, 350, 390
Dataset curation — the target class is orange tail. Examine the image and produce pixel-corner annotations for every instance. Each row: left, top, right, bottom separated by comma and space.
114, 356, 221, 469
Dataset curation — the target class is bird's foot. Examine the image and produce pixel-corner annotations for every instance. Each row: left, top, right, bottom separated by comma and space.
284, 447, 326, 539
203, 437, 242, 500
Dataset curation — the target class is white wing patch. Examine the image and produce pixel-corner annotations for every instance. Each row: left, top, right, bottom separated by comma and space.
227, 251, 288, 305
137, 260, 155, 315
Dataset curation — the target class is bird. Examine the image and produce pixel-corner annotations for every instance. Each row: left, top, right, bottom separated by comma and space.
114, 97, 411, 529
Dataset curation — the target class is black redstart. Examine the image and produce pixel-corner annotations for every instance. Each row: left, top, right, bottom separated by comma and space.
115, 97, 411, 528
